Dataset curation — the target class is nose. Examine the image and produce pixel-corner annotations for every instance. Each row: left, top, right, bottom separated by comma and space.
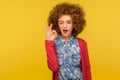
63, 23, 67, 28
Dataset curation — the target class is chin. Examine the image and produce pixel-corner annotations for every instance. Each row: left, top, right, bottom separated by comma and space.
62, 34, 70, 37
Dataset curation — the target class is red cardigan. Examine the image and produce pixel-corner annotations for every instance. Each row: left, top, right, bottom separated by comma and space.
45, 38, 92, 80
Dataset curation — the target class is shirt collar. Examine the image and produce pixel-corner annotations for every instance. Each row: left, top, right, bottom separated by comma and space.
59, 36, 74, 43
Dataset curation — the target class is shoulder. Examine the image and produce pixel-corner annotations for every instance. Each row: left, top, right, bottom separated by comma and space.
77, 37, 87, 44
76, 37, 88, 49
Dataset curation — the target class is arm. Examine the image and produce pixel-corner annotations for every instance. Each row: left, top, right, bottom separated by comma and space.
44, 23, 59, 72
45, 40, 59, 72
83, 41, 92, 80
78, 38, 92, 80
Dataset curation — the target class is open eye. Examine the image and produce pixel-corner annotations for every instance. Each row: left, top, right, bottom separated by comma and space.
67, 21, 72, 24
66, 20, 72, 24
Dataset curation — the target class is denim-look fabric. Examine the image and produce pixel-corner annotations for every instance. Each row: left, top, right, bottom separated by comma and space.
54, 36, 83, 80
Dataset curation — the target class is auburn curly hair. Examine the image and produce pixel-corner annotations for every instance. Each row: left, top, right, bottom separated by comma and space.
47, 2, 86, 37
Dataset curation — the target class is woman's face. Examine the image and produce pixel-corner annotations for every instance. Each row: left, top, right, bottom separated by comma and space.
58, 15, 73, 39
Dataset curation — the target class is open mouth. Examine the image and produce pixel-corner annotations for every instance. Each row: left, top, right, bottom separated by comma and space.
63, 30, 68, 34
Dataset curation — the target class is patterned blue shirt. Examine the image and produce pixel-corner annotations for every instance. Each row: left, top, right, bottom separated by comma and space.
54, 36, 83, 80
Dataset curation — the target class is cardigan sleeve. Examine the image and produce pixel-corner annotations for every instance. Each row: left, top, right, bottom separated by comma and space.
83, 41, 92, 80
78, 38, 92, 80
45, 40, 59, 72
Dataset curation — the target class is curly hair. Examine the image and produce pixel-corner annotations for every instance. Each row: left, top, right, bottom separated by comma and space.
47, 2, 86, 37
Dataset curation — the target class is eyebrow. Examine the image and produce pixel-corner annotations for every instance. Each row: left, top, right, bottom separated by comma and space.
58, 20, 72, 22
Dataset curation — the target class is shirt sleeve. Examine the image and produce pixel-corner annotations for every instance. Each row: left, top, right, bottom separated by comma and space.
45, 40, 59, 72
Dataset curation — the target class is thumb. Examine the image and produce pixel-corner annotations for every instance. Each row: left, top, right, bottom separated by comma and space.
52, 30, 58, 35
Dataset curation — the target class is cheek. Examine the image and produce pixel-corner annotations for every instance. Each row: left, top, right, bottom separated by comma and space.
70, 26, 73, 31
70, 28, 73, 32
58, 26, 62, 31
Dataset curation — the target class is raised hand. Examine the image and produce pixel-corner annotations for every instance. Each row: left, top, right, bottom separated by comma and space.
44, 23, 58, 40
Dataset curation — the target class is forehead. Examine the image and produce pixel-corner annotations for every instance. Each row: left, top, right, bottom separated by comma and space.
58, 15, 72, 21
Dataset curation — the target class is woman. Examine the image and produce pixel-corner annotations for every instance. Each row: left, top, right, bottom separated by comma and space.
44, 2, 92, 80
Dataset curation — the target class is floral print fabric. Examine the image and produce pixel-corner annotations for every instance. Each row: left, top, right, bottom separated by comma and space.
54, 36, 83, 80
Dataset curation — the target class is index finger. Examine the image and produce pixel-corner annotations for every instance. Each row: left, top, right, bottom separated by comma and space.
49, 23, 53, 30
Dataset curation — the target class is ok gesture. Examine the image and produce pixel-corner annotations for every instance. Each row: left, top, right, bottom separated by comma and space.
44, 24, 58, 40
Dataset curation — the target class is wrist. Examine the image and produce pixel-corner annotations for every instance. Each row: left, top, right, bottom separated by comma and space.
46, 37, 54, 41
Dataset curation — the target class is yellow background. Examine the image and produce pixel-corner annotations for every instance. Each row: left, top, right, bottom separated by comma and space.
0, 0, 120, 80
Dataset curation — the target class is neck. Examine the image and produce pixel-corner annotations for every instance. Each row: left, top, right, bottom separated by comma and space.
61, 35, 72, 41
